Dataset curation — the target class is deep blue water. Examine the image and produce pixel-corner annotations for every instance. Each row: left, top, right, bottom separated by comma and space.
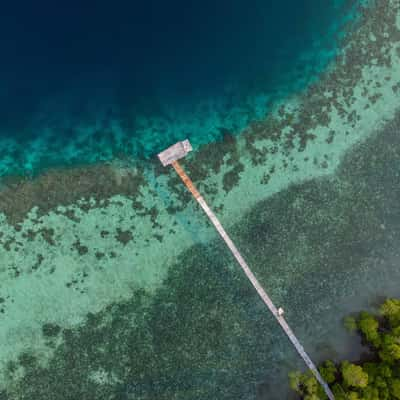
0, 0, 357, 176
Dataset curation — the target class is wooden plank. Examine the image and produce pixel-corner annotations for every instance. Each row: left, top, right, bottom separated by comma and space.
169, 160, 335, 400
172, 160, 201, 200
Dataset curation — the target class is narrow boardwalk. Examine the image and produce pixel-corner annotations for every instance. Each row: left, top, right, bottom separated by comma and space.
170, 158, 335, 400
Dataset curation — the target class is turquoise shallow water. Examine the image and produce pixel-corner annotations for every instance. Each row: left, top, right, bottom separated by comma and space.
5, 1, 400, 399
0, 1, 358, 178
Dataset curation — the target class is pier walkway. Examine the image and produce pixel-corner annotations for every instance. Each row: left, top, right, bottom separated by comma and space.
158, 140, 334, 400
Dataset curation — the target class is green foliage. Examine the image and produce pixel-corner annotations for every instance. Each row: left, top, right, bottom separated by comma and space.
289, 371, 303, 393
347, 391, 361, 400
304, 395, 322, 400
362, 384, 380, 400
364, 361, 392, 384
390, 379, 400, 399
344, 316, 358, 333
289, 298, 400, 399
341, 361, 368, 388
331, 383, 347, 399
379, 328, 400, 363
303, 375, 319, 396
289, 371, 327, 399
319, 360, 337, 384
358, 311, 381, 347
381, 299, 400, 328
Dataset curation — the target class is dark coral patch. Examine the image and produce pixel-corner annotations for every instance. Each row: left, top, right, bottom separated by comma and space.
71, 239, 89, 255
115, 228, 133, 245
42, 323, 61, 337
0, 163, 146, 228
4, 100, 400, 400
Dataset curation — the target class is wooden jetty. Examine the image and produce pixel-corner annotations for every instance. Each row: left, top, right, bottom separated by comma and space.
158, 140, 335, 400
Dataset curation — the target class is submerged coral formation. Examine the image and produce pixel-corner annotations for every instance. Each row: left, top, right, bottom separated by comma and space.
0, 0, 400, 399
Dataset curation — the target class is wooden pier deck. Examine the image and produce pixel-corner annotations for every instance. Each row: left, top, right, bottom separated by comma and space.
158, 141, 334, 400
